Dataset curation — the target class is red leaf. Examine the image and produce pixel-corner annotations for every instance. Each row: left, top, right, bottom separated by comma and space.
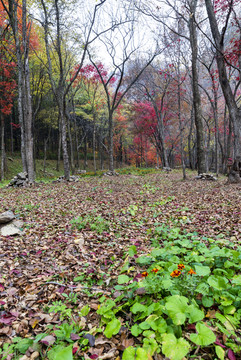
228, 349, 236, 360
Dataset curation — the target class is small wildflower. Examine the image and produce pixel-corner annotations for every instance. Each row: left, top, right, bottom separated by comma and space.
178, 264, 185, 270
188, 269, 196, 275
170, 270, 181, 277
141, 271, 148, 277
151, 268, 159, 273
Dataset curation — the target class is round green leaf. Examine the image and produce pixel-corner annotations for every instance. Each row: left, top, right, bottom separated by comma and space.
118, 275, 130, 284
131, 303, 147, 314
165, 295, 189, 325
207, 275, 229, 290
122, 346, 136, 360
188, 305, 204, 323
162, 333, 190, 360
104, 318, 121, 338
190, 322, 216, 346
131, 324, 142, 337
194, 265, 210, 276
54, 345, 73, 360
202, 296, 214, 308
136, 347, 149, 359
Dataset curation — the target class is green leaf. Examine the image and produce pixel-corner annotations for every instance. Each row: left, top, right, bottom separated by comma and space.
136, 347, 149, 359
165, 295, 189, 325
120, 261, 130, 273
48, 345, 66, 360
232, 275, 241, 285
54, 345, 73, 360
80, 305, 90, 316
15, 339, 34, 354
188, 305, 204, 323
136, 256, 152, 265
215, 345, 225, 360
207, 275, 229, 290
131, 324, 142, 337
162, 333, 190, 360
202, 296, 214, 308
118, 275, 130, 284
190, 322, 216, 346
104, 318, 121, 338
139, 321, 151, 330
122, 346, 136, 360
131, 303, 147, 314
194, 265, 210, 276
128, 245, 137, 257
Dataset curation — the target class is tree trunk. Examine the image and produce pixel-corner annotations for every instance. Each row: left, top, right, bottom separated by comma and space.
205, 0, 241, 180
189, 0, 206, 174
56, 121, 61, 172
1, 114, 5, 181
108, 112, 114, 172
67, 114, 74, 174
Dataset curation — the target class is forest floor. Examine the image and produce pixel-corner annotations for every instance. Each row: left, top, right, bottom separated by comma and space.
0, 170, 241, 360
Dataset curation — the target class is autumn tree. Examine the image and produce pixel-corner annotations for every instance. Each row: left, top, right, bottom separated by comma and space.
0, 0, 39, 182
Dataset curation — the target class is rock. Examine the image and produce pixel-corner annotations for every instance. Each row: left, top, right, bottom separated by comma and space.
17, 172, 28, 180
163, 167, 172, 172
195, 173, 217, 181
104, 171, 119, 176
8, 172, 29, 187
76, 170, 86, 174
0, 211, 15, 224
0, 223, 23, 236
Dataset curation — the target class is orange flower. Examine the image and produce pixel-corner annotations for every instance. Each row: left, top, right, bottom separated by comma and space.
141, 271, 148, 277
151, 268, 159, 273
188, 269, 196, 275
178, 264, 185, 270
170, 270, 181, 277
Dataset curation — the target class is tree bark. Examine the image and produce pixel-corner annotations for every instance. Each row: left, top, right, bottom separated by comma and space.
189, 0, 206, 174
205, 0, 241, 179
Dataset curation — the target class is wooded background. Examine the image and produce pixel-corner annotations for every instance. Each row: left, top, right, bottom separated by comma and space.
0, 0, 240, 181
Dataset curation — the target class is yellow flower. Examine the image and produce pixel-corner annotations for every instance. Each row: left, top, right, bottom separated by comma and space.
188, 269, 196, 275
151, 268, 159, 273
170, 270, 181, 277
141, 271, 148, 277
178, 264, 185, 270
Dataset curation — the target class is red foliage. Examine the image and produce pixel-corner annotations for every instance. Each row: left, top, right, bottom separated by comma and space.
0, 60, 16, 115
71, 63, 116, 87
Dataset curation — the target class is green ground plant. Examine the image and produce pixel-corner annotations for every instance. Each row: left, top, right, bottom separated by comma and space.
96, 226, 241, 359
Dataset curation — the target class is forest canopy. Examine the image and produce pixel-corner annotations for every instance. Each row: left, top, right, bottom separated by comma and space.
0, 0, 240, 181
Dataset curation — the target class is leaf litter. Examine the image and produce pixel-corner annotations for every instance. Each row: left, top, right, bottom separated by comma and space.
0, 171, 240, 359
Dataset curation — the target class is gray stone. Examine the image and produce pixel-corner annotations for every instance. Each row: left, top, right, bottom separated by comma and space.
17, 172, 28, 180
0, 211, 15, 224
0, 223, 23, 236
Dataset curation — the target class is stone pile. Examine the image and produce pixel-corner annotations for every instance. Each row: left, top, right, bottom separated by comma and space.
8, 172, 29, 187
163, 167, 172, 172
54, 175, 80, 183
103, 171, 119, 176
195, 173, 217, 181
0, 210, 23, 236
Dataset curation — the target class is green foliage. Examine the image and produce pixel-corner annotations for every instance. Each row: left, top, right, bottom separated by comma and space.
95, 225, 241, 359
70, 213, 109, 234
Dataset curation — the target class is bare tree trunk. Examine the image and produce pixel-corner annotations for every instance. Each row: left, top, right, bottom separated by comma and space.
67, 114, 74, 174
205, 0, 241, 180
93, 114, 96, 174
84, 135, 87, 170
10, 115, 14, 154
189, 0, 206, 174
56, 120, 61, 172
109, 112, 114, 172
1, 114, 5, 181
